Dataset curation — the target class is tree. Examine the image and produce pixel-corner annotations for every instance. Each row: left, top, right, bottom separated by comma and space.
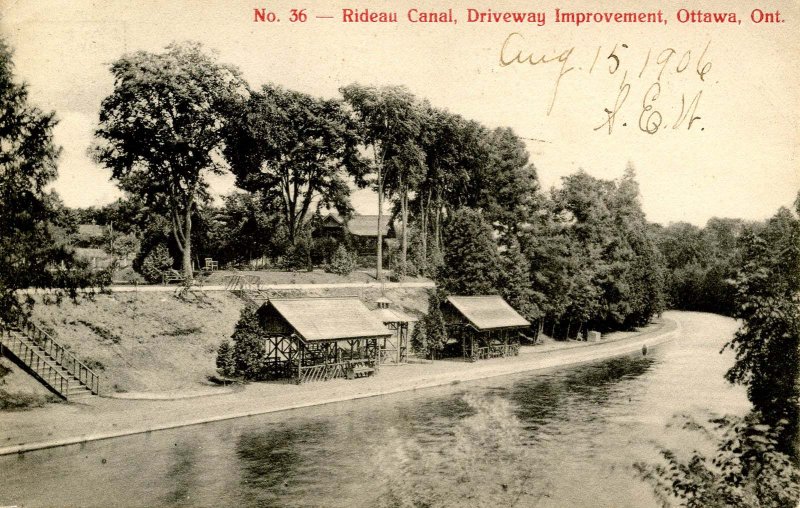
326, 244, 356, 276
93, 41, 246, 280
224, 84, 367, 245
498, 238, 539, 322
204, 191, 285, 267
0, 39, 97, 321
340, 84, 424, 280
139, 244, 173, 283
477, 127, 541, 241
437, 208, 502, 295
724, 204, 800, 456
222, 306, 269, 380
416, 108, 489, 270
418, 289, 447, 359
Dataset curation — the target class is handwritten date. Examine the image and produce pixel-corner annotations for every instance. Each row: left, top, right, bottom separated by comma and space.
499, 33, 713, 134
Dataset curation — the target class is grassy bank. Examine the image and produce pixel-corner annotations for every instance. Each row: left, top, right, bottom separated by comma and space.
20, 285, 429, 394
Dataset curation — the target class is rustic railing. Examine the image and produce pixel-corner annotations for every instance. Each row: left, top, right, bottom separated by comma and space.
468, 343, 520, 361
0, 327, 71, 397
297, 359, 376, 384
9, 316, 100, 396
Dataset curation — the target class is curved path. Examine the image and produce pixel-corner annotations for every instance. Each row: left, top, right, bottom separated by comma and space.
0, 312, 681, 456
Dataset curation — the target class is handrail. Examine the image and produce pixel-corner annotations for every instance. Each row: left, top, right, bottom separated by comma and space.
12, 315, 100, 396
0, 327, 71, 398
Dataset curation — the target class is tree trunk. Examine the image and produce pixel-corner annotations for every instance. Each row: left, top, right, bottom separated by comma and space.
376, 166, 383, 281
434, 197, 442, 255
182, 206, 193, 281
420, 190, 428, 276
401, 183, 408, 279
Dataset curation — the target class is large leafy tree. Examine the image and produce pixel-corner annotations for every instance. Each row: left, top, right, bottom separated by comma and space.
543, 168, 664, 337
340, 84, 424, 280
725, 201, 800, 456
0, 39, 97, 321
437, 208, 502, 295
93, 41, 246, 280
204, 191, 285, 266
416, 108, 487, 272
224, 84, 366, 245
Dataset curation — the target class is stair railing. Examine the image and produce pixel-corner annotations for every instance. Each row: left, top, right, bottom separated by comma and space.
0, 326, 71, 397
12, 315, 101, 396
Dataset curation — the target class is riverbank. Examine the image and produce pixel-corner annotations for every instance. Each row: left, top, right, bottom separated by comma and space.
0, 313, 681, 456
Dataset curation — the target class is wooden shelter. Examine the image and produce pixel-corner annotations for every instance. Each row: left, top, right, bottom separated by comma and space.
257, 298, 392, 383
442, 295, 531, 361
371, 297, 416, 364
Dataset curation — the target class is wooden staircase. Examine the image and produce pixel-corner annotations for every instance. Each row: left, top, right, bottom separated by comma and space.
0, 316, 100, 401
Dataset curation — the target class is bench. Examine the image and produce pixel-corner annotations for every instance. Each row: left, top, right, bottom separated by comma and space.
346, 365, 375, 380
162, 269, 185, 285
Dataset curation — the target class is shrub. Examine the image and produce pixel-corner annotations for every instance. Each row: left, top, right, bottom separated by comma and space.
139, 244, 173, 283
222, 306, 269, 380
216, 340, 235, 377
282, 239, 312, 272
410, 321, 427, 356
311, 236, 340, 266
327, 244, 357, 276
636, 413, 800, 507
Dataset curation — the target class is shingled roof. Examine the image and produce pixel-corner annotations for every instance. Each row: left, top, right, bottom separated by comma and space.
372, 307, 418, 324
446, 296, 530, 331
322, 213, 391, 237
261, 298, 392, 342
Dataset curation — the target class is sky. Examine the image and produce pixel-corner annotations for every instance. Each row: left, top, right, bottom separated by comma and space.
1, 0, 798, 226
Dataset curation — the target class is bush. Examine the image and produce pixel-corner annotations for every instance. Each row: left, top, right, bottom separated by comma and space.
138, 244, 173, 283
327, 244, 357, 276
282, 239, 312, 272
636, 413, 800, 507
413, 289, 447, 359
217, 306, 270, 380
311, 236, 340, 266
216, 340, 235, 377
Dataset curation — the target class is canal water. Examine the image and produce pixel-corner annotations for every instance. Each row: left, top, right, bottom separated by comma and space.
0, 313, 749, 507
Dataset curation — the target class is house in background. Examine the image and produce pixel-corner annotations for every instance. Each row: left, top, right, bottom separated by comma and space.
317, 213, 395, 258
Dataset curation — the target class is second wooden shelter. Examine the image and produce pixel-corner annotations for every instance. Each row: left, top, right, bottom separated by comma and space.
442, 295, 531, 361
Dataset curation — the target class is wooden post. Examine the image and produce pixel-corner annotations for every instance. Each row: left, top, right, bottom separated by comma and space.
297, 340, 303, 384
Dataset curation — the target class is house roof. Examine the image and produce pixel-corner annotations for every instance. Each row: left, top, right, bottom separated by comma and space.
77, 224, 106, 237
263, 298, 392, 342
372, 307, 418, 324
446, 295, 531, 330
73, 247, 109, 259
322, 213, 391, 237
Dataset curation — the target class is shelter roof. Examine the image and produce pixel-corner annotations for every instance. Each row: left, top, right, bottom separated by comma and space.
446, 295, 530, 331
263, 298, 392, 342
371, 307, 418, 324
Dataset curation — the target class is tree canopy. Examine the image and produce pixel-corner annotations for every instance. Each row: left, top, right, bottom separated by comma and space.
0, 39, 98, 321
724, 202, 800, 456
340, 83, 424, 280
93, 41, 246, 279
224, 84, 367, 245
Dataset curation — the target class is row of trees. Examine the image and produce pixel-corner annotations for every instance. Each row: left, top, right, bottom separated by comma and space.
88, 41, 667, 338
639, 197, 800, 506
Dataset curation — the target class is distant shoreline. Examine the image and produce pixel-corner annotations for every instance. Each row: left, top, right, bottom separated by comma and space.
0, 314, 680, 457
